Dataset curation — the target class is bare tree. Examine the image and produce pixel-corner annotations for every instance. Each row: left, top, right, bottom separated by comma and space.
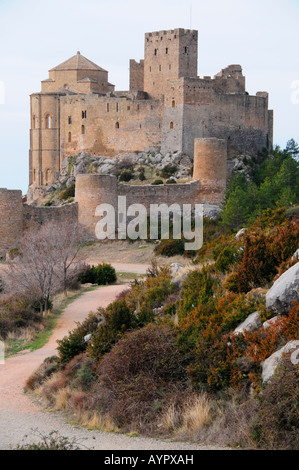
4, 220, 89, 315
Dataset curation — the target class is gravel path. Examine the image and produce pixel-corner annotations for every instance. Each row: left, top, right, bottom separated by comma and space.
0, 285, 222, 450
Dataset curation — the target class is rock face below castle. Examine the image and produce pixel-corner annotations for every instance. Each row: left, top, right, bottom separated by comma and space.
29, 28, 273, 188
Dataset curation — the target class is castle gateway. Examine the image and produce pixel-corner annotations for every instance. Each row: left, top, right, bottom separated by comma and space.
29, 28, 273, 187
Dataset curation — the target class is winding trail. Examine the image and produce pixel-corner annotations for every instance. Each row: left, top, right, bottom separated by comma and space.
0, 285, 221, 450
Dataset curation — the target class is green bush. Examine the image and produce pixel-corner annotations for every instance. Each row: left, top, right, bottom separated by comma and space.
215, 245, 240, 273
166, 179, 177, 184
161, 164, 177, 179
154, 239, 185, 257
151, 179, 164, 185
57, 314, 99, 364
59, 183, 75, 200
78, 264, 117, 285
178, 267, 215, 319
87, 300, 135, 360
119, 170, 133, 182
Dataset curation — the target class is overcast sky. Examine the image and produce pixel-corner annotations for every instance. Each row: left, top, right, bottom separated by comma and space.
0, 0, 298, 193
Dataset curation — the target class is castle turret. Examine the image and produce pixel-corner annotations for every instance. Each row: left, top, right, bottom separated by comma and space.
193, 138, 227, 205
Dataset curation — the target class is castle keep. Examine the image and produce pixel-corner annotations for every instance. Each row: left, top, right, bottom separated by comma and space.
0, 28, 274, 253
29, 28, 273, 187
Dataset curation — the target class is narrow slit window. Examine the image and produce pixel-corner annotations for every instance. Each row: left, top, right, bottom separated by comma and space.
81, 125, 85, 135
68, 116, 72, 125
115, 122, 119, 129
68, 132, 72, 143
45, 114, 52, 129
170, 121, 174, 129
107, 103, 109, 112
172, 100, 176, 108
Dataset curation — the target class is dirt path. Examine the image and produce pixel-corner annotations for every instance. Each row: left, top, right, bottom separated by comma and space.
0, 285, 221, 450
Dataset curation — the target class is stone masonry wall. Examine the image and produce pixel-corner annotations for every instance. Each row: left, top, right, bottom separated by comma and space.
23, 203, 78, 232
0, 189, 23, 252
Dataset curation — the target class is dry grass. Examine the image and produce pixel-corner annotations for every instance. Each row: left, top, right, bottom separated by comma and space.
181, 394, 212, 432
77, 410, 119, 433
160, 394, 212, 436
53, 386, 73, 411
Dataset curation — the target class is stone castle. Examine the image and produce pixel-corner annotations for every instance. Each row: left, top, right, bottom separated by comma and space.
0, 28, 274, 253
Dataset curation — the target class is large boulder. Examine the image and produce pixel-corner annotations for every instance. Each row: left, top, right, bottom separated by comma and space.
266, 262, 299, 315
234, 311, 262, 335
262, 340, 299, 382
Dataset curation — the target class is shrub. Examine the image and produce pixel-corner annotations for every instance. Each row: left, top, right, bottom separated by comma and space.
166, 179, 176, 184
87, 300, 135, 360
151, 179, 164, 185
178, 267, 215, 319
78, 264, 117, 285
154, 239, 185, 257
161, 164, 177, 179
119, 170, 133, 182
15, 431, 82, 450
253, 361, 299, 450
96, 324, 187, 429
215, 245, 241, 273
232, 219, 299, 292
59, 183, 75, 200
57, 314, 99, 364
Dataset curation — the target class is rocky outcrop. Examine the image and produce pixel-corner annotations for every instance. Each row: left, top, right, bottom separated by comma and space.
266, 262, 299, 315
234, 311, 262, 335
262, 340, 299, 382
263, 315, 282, 330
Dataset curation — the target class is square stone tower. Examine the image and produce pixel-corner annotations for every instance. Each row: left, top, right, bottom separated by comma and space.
142, 28, 198, 99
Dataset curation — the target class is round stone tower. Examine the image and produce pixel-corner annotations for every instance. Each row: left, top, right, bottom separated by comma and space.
193, 138, 227, 205
75, 174, 118, 236
0, 189, 23, 253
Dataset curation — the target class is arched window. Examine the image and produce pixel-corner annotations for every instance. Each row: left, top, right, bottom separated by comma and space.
81, 125, 85, 135
45, 169, 51, 183
64, 84, 69, 89
170, 121, 174, 129
45, 114, 52, 129
68, 132, 72, 143
172, 100, 176, 108
115, 122, 119, 129
68, 116, 72, 125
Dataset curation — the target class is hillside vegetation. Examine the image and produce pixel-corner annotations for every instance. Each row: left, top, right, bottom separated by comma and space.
19, 141, 299, 449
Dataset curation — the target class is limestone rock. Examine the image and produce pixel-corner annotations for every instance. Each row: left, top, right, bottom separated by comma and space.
262, 340, 299, 382
266, 262, 299, 315
263, 315, 282, 330
234, 311, 262, 335
84, 334, 92, 343
235, 228, 246, 240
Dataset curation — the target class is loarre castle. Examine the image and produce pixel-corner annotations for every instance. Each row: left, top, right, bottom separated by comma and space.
0, 28, 273, 252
